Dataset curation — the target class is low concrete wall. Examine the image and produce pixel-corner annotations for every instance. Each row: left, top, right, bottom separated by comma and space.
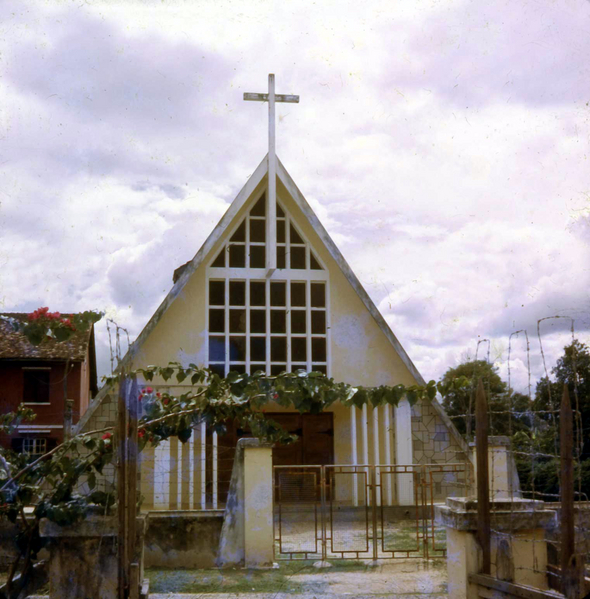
40, 514, 146, 599
143, 510, 224, 569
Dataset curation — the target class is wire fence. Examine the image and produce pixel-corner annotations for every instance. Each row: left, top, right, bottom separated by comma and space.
443, 316, 589, 593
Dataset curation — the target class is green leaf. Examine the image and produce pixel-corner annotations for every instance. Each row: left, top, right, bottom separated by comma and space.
177, 427, 192, 444
161, 367, 174, 381
53, 327, 72, 342
22, 324, 46, 346
427, 384, 437, 401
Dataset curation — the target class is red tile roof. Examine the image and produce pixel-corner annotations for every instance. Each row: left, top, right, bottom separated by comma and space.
0, 313, 94, 361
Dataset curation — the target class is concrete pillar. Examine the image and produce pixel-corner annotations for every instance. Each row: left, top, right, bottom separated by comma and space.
436, 497, 554, 599
243, 441, 274, 568
395, 399, 414, 505
471, 436, 521, 499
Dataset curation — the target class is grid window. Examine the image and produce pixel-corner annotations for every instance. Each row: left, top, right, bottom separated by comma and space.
208, 195, 325, 274
22, 438, 47, 455
208, 278, 327, 376
207, 197, 328, 377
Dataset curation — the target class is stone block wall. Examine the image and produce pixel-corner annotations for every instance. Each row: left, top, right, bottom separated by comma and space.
411, 398, 471, 500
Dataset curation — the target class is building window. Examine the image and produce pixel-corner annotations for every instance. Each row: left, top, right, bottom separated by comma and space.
207, 196, 329, 377
13, 437, 48, 455
22, 369, 50, 403
210, 195, 324, 271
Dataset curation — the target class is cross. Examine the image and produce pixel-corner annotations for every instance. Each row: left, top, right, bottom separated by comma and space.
244, 74, 299, 271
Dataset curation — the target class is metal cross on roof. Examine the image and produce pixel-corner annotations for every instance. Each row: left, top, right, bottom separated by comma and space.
244, 74, 299, 271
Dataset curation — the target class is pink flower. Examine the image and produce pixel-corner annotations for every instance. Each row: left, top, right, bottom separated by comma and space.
146, 386, 153, 394
102, 432, 112, 441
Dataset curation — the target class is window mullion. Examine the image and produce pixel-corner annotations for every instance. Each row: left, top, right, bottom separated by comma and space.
325, 283, 331, 377
245, 278, 251, 375
265, 277, 271, 375
224, 276, 230, 376
306, 280, 312, 371
286, 279, 292, 373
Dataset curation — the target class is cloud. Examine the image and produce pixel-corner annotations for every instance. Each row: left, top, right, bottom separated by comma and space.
0, 0, 588, 392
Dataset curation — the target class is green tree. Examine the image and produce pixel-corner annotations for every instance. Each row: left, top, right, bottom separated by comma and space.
522, 340, 590, 500
439, 360, 529, 439
534, 340, 590, 457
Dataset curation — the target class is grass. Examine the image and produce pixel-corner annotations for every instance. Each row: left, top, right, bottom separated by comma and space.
146, 560, 368, 594
382, 520, 447, 553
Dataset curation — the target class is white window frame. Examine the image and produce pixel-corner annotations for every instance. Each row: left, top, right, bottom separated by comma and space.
22, 437, 47, 455
206, 197, 331, 377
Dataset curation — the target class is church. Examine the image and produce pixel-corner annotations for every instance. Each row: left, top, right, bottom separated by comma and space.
76, 76, 470, 511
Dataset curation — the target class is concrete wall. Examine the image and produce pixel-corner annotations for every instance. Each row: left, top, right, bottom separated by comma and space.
143, 511, 224, 569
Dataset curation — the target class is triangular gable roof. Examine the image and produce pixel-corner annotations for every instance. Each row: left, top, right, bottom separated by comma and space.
76, 156, 470, 456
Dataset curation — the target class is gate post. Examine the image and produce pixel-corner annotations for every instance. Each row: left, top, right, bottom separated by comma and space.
243, 441, 274, 568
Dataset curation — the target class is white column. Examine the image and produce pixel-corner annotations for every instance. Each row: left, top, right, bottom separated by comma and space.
383, 405, 393, 506
191, 427, 198, 508
200, 421, 207, 509
189, 429, 194, 509
395, 399, 415, 505
177, 438, 182, 508
372, 406, 380, 506
361, 403, 369, 504
212, 431, 218, 508
154, 439, 170, 509
350, 405, 358, 506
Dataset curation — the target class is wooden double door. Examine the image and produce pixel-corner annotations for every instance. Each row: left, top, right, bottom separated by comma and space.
214, 412, 334, 504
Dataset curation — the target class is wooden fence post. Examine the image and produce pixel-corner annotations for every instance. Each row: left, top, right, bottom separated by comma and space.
560, 385, 582, 599
127, 376, 139, 598
475, 378, 491, 575
116, 374, 140, 599
117, 376, 128, 599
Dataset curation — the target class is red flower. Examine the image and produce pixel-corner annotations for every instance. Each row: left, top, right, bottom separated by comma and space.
138, 429, 146, 438
102, 432, 112, 441
156, 392, 161, 398
146, 387, 153, 394
273, 393, 279, 400
39, 307, 49, 315
138, 393, 144, 401
163, 398, 170, 406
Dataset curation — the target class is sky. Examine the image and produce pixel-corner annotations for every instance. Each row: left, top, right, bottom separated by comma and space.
0, 0, 589, 393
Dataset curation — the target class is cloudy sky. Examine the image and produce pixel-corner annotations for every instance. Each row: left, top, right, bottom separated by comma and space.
1, 0, 589, 392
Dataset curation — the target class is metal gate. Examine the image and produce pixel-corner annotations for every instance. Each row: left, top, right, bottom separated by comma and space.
273, 463, 469, 561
